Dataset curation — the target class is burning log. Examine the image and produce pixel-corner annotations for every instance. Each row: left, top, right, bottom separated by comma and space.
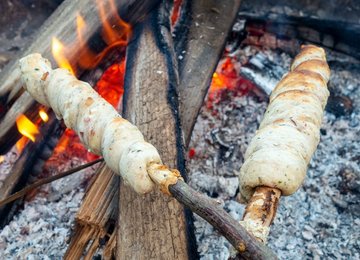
239, 45, 330, 243
0, 0, 161, 154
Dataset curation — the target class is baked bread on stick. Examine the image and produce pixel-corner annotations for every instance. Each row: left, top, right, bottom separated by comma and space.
239, 45, 330, 201
19, 54, 161, 194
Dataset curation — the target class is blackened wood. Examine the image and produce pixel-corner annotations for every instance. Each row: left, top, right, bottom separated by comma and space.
175, 0, 242, 145
117, 2, 196, 259
168, 181, 278, 260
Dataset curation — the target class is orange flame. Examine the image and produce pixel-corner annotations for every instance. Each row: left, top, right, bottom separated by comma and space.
51, 0, 131, 72
76, 13, 98, 69
16, 114, 39, 142
96, 0, 131, 45
51, 37, 75, 75
39, 109, 49, 122
16, 136, 29, 153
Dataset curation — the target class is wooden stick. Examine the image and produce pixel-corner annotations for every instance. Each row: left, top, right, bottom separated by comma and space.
240, 187, 281, 243
146, 163, 277, 259
0, 158, 103, 207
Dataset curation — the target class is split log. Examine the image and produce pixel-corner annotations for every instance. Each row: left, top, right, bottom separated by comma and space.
0, 0, 161, 154
175, 0, 242, 144
64, 166, 118, 260
116, 2, 197, 259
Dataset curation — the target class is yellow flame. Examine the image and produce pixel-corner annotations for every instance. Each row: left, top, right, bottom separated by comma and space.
39, 109, 49, 122
51, 37, 75, 75
16, 136, 28, 153
76, 13, 86, 32
16, 114, 40, 142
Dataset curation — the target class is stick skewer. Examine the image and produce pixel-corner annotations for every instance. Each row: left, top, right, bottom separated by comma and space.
147, 163, 277, 259
240, 187, 281, 243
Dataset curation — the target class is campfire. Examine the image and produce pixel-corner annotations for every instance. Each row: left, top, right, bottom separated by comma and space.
0, 0, 359, 259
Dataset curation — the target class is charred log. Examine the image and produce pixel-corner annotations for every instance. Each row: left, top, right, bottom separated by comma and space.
175, 0, 242, 144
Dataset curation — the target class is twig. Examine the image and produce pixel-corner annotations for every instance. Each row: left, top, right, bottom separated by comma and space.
147, 163, 277, 259
0, 158, 103, 207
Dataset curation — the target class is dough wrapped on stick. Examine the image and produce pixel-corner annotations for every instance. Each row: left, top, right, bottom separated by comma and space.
239, 45, 330, 242
19, 53, 162, 194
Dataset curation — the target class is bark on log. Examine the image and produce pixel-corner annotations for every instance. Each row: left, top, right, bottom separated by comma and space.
240, 187, 281, 243
175, 0, 242, 145
116, 3, 197, 259
0, 0, 161, 154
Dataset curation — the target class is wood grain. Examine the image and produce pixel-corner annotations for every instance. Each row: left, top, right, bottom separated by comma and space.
116, 4, 194, 259
175, 0, 242, 144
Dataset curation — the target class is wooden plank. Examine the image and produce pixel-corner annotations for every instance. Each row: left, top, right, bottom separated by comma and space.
175, 0, 242, 145
116, 3, 196, 259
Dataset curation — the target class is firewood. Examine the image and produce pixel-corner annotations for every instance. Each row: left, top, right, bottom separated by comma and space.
175, 0, 242, 145
65, 165, 118, 260
116, 2, 194, 258
66, 1, 245, 258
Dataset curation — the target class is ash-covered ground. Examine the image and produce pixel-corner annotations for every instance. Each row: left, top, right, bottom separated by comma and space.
188, 45, 360, 259
0, 146, 96, 258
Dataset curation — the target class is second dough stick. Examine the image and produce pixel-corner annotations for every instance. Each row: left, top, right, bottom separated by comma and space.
19, 53, 162, 194
239, 45, 330, 241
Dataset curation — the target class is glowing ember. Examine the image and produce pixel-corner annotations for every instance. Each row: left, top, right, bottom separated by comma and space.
16, 114, 39, 142
171, 0, 182, 26
206, 56, 257, 112
95, 61, 125, 108
54, 128, 99, 161
39, 109, 49, 122
209, 57, 238, 93
51, 37, 75, 75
